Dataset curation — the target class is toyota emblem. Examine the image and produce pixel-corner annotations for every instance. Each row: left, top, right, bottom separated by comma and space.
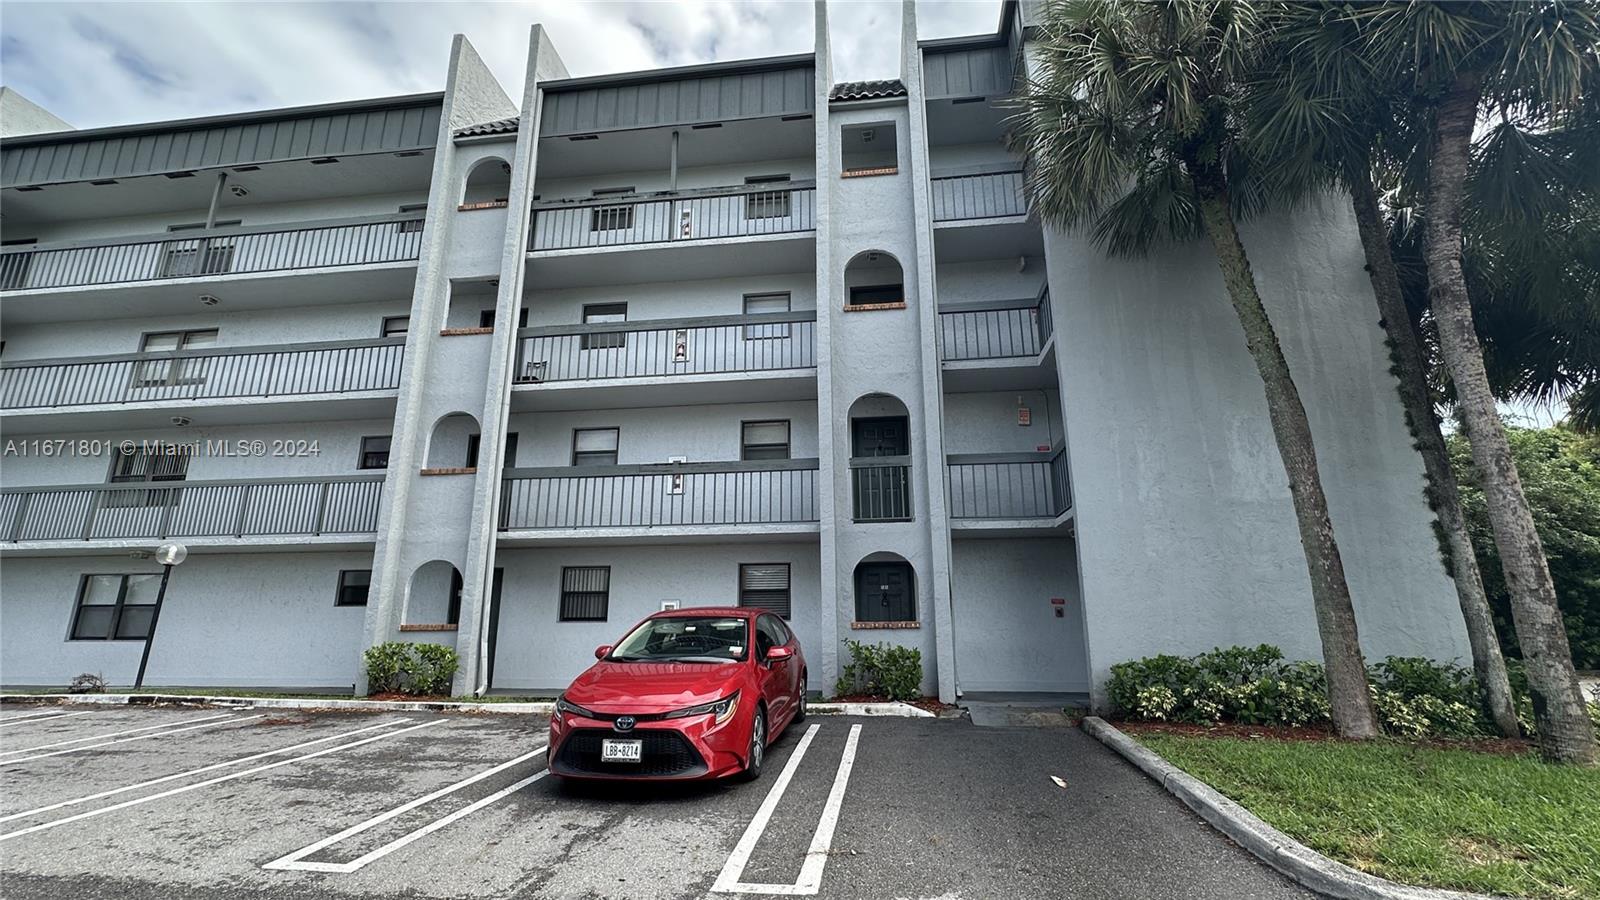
613, 716, 636, 733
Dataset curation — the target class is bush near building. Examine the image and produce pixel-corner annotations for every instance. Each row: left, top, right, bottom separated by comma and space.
363, 642, 459, 697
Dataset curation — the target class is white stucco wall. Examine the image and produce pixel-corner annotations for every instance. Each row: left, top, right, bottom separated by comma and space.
1043, 195, 1470, 703
951, 537, 1088, 694
0, 551, 373, 688
507, 401, 819, 467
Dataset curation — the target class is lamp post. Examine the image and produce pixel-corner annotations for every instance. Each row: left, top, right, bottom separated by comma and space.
134, 542, 187, 689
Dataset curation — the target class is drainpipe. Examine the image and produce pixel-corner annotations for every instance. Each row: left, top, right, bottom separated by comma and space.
204, 172, 228, 228
669, 129, 679, 191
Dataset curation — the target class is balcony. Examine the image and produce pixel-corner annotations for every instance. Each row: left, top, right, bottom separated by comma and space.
946, 445, 1072, 533
0, 337, 405, 433
0, 214, 425, 292
498, 459, 820, 540
0, 474, 385, 549
525, 184, 817, 288
938, 293, 1056, 391
930, 170, 1024, 223
851, 458, 913, 522
512, 311, 817, 410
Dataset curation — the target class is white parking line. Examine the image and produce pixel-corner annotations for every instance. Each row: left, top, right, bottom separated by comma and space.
0, 712, 92, 728
265, 745, 549, 873
0, 711, 406, 826
0, 714, 444, 832
713, 724, 863, 896
0, 710, 78, 724
0, 713, 242, 762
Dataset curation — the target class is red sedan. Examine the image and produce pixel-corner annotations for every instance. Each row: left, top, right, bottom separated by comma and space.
548, 607, 807, 782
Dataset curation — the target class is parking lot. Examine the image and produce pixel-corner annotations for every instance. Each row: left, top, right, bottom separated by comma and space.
0, 703, 1313, 899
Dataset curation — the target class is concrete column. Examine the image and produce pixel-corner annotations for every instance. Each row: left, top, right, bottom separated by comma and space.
810, 0, 841, 699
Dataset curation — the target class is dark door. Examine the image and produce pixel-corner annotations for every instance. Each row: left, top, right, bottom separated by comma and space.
851, 417, 908, 457
851, 417, 910, 519
855, 562, 916, 622
485, 568, 504, 690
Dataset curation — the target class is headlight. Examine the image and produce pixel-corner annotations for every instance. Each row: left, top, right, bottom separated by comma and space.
555, 695, 596, 718
663, 690, 740, 725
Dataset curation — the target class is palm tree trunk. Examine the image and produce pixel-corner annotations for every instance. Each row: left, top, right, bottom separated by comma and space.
1348, 169, 1520, 738
1192, 174, 1379, 739
1425, 71, 1596, 764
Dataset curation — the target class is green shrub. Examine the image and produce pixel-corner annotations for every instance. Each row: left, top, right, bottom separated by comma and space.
1108, 647, 1529, 738
836, 640, 923, 702
364, 642, 459, 696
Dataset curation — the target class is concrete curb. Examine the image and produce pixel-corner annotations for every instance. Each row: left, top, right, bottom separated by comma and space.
1081, 717, 1506, 900
1, 693, 935, 718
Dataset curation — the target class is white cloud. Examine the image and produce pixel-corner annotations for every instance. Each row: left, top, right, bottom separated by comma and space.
0, 0, 1001, 130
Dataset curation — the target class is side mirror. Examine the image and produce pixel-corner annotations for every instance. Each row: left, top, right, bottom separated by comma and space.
595, 645, 613, 660
765, 646, 794, 663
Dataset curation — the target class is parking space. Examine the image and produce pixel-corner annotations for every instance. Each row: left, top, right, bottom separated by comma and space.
0, 703, 1313, 899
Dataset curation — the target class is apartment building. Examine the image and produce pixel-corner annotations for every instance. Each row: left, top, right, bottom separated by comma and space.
0, 2, 1472, 706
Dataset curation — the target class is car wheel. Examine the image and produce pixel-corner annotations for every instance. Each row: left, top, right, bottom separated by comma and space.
739, 708, 766, 782
793, 674, 807, 723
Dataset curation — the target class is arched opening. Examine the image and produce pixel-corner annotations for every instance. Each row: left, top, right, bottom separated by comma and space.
843, 249, 904, 308
853, 552, 916, 623
424, 411, 481, 470
405, 559, 463, 625
461, 157, 511, 207
847, 393, 912, 521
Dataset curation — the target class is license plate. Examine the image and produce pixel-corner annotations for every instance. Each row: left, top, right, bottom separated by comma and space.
601, 739, 642, 763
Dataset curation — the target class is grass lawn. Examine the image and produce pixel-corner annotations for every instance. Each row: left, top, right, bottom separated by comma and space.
1136, 733, 1600, 900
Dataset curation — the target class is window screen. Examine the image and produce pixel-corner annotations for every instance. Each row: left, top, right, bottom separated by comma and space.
740, 563, 791, 618
382, 316, 410, 337
741, 421, 791, 461
135, 329, 218, 387
572, 428, 620, 466
560, 566, 611, 621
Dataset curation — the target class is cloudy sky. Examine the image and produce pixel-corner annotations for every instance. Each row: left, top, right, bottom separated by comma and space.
1, 1, 1003, 130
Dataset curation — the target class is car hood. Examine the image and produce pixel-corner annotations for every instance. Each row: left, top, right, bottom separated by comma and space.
564, 661, 746, 713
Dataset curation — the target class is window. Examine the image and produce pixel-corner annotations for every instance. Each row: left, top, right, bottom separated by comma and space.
744, 174, 792, 219
589, 187, 635, 232
105, 446, 189, 508
855, 561, 916, 622
478, 307, 530, 329
397, 203, 427, 233
69, 574, 162, 640
134, 329, 218, 387
161, 221, 241, 276
848, 284, 903, 306
359, 436, 391, 470
559, 566, 611, 621
465, 432, 518, 468
743, 292, 791, 339
381, 316, 410, 337
335, 570, 372, 607
740, 564, 792, 619
571, 428, 619, 466
741, 420, 791, 461
581, 302, 627, 350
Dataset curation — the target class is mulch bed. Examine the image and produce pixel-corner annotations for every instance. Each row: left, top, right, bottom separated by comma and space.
1114, 720, 1537, 756
365, 692, 452, 703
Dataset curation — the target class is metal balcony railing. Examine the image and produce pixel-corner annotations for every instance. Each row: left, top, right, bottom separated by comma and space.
499, 459, 820, 530
945, 444, 1071, 519
0, 213, 425, 291
850, 457, 913, 522
1, 338, 406, 410
530, 183, 816, 251
514, 311, 817, 384
0, 475, 385, 543
938, 291, 1053, 361
930, 170, 1026, 222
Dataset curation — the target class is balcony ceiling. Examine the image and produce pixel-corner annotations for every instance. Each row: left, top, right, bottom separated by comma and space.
1, 151, 433, 234
925, 97, 1010, 148
535, 116, 814, 181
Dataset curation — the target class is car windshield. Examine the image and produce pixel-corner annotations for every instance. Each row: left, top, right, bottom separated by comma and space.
608, 616, 748, 664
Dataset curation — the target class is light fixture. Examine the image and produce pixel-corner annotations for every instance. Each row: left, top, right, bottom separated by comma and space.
199, 294, 220, 306
170, 415, 192, 427
228, 184, 249, 197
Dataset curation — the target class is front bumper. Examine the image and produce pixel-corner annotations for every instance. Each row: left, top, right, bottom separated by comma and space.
548, 710, 748, 781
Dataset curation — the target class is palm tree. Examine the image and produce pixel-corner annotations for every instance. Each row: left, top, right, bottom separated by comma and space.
1247, 2, 1520, 737
1340, 0, 1600, 763
1008, 0, 1379, 737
